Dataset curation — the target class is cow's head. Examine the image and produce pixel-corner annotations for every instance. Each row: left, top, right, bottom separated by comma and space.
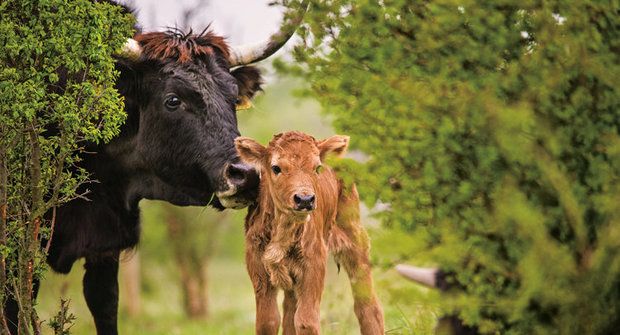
235, 131, 349, 216
108, 26, 298, 209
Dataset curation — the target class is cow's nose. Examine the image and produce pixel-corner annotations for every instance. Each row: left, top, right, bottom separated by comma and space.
293, 194, 315, 211
226, 162, 258, 190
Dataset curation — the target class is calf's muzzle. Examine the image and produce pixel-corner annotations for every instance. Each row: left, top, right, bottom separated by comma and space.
294, 193, 315, 211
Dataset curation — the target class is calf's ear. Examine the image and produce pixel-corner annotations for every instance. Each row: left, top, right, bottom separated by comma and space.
231, 66, 263, 111
317, 135, 350, 160
235, 137, 266, 168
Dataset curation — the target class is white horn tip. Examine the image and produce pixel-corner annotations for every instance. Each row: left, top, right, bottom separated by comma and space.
120, 38, 142, 60
395, 264, 439, 288
230, 43, 269, 68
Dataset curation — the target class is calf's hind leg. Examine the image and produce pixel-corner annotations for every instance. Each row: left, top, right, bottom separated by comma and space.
331, 183, 384, 335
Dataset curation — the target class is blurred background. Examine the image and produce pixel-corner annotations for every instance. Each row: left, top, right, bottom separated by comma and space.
36, 1, 434, 334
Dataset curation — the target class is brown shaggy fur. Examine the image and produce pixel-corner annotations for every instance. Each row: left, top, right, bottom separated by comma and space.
236, 131, 384, 335
135, 29, 230, 63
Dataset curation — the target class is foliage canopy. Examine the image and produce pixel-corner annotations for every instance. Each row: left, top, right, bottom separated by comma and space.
280, 0, 620, 333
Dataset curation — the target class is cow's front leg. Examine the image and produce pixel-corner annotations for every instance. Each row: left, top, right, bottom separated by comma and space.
83, 252, 119, 335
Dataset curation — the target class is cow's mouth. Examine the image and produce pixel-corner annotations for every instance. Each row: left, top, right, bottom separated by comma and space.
214, 161, 259, 209
215, 189, 255, 209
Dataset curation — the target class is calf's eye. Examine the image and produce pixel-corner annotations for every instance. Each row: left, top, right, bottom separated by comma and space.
165, 95, 181, 110
271, 165, 281, 175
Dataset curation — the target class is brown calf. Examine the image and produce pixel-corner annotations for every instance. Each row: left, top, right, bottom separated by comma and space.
235, 131, 384, 335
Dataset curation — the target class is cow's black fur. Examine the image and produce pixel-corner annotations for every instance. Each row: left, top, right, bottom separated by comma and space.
435, 270, 480, 335
4, 2, 263, 334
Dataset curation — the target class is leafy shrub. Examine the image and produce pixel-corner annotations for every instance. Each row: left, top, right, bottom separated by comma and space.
0, 0, 133, 332
280, 1, 620, 333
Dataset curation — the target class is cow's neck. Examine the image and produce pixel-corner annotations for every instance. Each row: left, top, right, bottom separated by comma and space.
82, 144, 133, 208
46, 144, 140, 274
83, 140, 171, 211
100, 135, 215, 209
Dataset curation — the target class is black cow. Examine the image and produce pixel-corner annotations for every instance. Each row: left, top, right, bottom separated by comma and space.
3, 2, 302, 334
396, 264, 479, 335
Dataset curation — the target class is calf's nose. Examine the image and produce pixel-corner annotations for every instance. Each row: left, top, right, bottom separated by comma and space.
293, 194, 315, 211
226, 162, 259, 191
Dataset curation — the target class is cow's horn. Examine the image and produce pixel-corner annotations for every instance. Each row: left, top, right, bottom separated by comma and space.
120, 38, 142, 60
228, 1, 308, 67
395, 264, 439, 288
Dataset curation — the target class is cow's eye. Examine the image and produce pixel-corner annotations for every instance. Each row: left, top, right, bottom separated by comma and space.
271, 165, 281, 175
315, 165, 323, 174
165, 95, 181, 110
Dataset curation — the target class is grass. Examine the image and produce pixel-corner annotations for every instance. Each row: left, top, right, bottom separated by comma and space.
37, 242, 437, 334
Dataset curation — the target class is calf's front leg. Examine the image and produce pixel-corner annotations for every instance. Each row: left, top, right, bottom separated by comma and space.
254, 285, 280, 335
83, 252, 120, 335
294, 258, 326, 335
282, 290, 297, 335
247, 248, 281, 335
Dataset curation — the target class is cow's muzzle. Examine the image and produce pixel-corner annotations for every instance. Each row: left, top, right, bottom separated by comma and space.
216, 161, 259, 209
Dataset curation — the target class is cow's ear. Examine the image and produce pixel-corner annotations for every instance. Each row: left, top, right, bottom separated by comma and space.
231, 66, 263, 110
235, 136, 266, 168
114, 58, 143, 133
115, 58, 138, 97
317, 135, 350, 160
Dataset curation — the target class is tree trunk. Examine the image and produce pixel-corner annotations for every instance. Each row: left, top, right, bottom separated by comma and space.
178, 261, 209, 318
120, 251, 141, 317
164, 205, 225, 319
16, 125, 44, 335
0, 136, 10, 334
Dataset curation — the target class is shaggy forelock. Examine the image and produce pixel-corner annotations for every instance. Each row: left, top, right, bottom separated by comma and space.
269, 131, 318, 154
135, 27, 230, 64
267, 131, 321, 167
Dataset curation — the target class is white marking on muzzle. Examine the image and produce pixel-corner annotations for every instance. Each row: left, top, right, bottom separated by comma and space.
215, 179, 249, 209
215, 179, 238, 198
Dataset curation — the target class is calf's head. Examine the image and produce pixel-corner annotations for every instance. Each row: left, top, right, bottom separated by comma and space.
111, 30, 264, 209
235, 131, 349, 215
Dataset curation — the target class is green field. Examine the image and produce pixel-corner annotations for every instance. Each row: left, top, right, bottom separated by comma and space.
38, 251, 437, 334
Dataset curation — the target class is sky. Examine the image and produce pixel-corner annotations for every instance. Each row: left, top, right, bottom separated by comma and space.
120, 0, 293, 82
126, 0, 285, 45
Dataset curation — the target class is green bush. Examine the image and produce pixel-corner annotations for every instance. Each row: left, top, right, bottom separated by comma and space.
0, 0, 133, 332
280, 0, 620, 333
